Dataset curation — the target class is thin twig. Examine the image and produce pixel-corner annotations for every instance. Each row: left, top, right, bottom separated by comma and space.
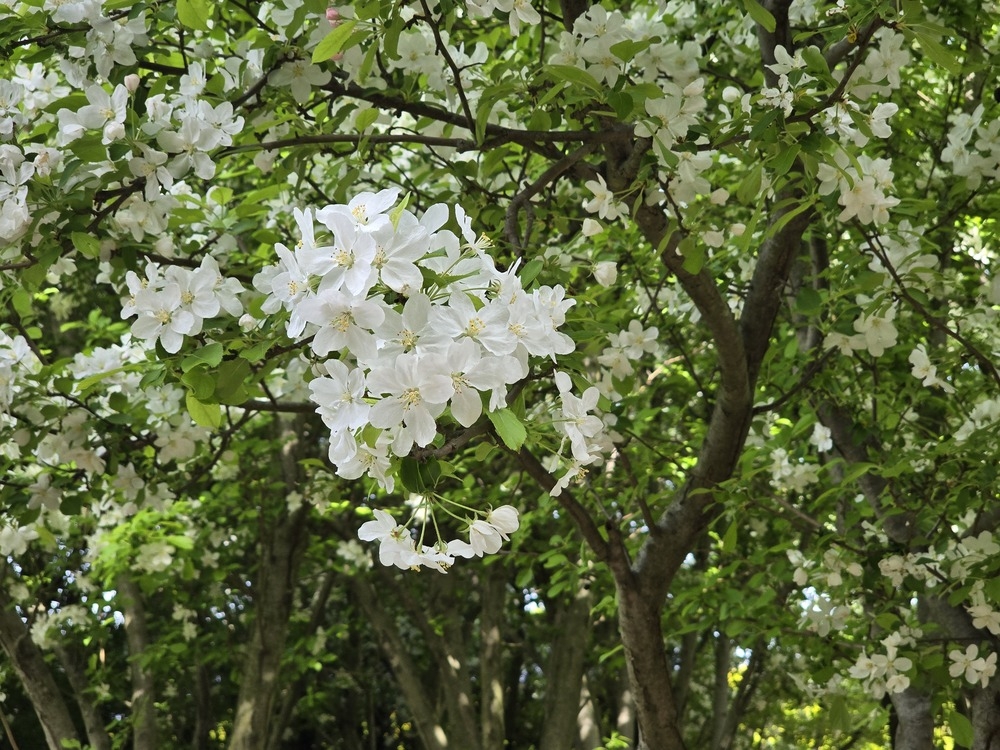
504, 141, 599, 250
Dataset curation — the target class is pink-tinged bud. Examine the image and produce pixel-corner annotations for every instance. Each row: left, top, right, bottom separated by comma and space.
326, 7, 341, 25
124, 73, 141, 92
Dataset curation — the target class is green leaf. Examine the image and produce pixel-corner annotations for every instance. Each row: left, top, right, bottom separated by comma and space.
214, 359, 251, 405
768, 143, 800, 177
487, 408, 527, 451
475, 83, 516, 144
239, 340, 271, 363
679, 236, 705, 275
609, 38, 653, 63
769, 196, 816, 235
12, 289, 33, 317
800, 45, 832, 81
795, 287, 822, 315
70, 232, 101, 259
398, 457, 440, 493
312, 19, 358, 64
389, 192, 409, 231
186, 392, 222, 430
737, 163, 764, 205
545, 64, 603, 94
358, 39, 379, 81
910, 30, 963, 75
180, 367, 217, 402
949, 710, 973, 748
985, 577, 1000, 603
68, 136, 107, 163
164, 534, 195, 550
606, 90, 633, 120
181, 343, 224, 373
176, 0, 212, 31
354, 107, 379, 132
721, 521, 738, 554
743, 0, 776, 32
519, 258, 544, 287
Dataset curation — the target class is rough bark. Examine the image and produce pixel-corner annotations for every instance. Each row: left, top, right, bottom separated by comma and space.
971, 680, 1000, 750
480, 566, 507, 750
709, 634, 730, 750
194, 663, 212, 750
266, 569, 338, 750
540, 588, 593, 750
576, 675, 603, 750
614, 668, 636, 744
352, 577, 451, 750
0, 589, 81, 750
53, 643, 113, 750
117, 575, 158, 750
610, 189, 811, 750
229, 418, 310, 750
612, 542, 686, 750
384, 571, 481, 749
890, 688, 934, 750
228, 504, 309, 750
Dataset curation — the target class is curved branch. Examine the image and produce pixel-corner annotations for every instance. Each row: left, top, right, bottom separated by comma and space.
504, 142, 599, 251
513, 447, 609, 562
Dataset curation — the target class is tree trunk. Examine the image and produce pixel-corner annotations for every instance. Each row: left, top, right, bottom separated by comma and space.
352, 578, 452, 750
230, 418, 311, 750
576, 675, 603, 750
890, 688, 934, 750
266, 569, 337, 750
540, 587, 593, 750
228, 505, 308, 750
0, 588, 81, 750
614, 668, 636, 746
971, 680, 1000, 750
709, 634, 730, 750
117, 575, 158, 750
53, 643, 113, 750
480, 566, 507, 750
382, 571, 482, 749
615, 570, 686, 750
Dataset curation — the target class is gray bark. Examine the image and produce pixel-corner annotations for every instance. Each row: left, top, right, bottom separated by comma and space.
540, 588, 593, 750
709, 634, 730, 750
576, 675, 603, 750
53, 643, 113, 750
384, 571, 481, 749
228, 505, 309, 750
229, 418, 310, 750
614, 669, 636, 745
480, 567, 506, 750
117, 575, 158, 750
266, 569, 337, 750
891, 688, 934, 750
352, 577, 451, 750
0, 589, 81, 750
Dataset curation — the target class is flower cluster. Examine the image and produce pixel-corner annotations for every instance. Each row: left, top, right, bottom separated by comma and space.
549, 5, 700, 88
817, 151, 899, 226
358, 504, 519, 572
250, 190, 577, 565
949, 644, 997, 689
849, 637, 914, 698
122, 256, 244, 353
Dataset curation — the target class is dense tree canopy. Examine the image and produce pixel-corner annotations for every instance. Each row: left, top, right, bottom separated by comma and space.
1, 0, 1000, 748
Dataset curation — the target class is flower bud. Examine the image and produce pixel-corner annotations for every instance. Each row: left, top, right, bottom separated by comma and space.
124, 73, 141, 92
